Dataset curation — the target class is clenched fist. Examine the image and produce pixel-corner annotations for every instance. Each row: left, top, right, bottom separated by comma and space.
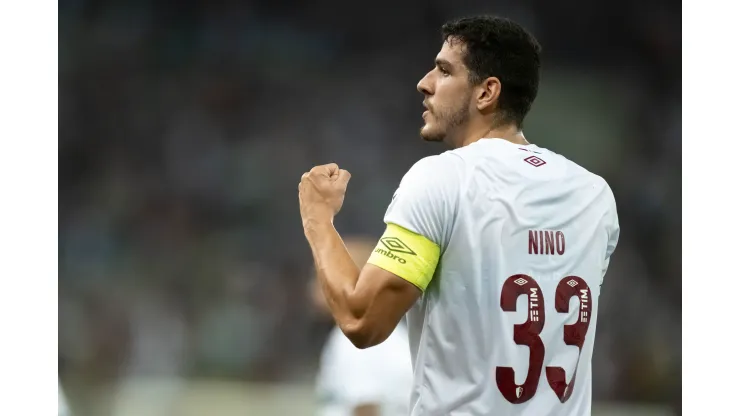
299, 163, 352, 228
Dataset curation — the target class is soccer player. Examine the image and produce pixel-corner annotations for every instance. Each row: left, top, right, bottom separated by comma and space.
312, 237, 413, 416
298, 15, 620, 416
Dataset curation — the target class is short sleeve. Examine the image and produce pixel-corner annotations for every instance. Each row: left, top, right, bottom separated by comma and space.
365, 154, 461, 291
383, 154, 461, 250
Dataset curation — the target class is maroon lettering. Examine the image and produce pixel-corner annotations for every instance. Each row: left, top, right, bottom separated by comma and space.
539, 231, 543, 252
545, 276, 592, 403
545, 231, 555, 255
528, 230, 565, 256
497, 274, 545, 403
497, 275, 593, 404
528, 230, 538, 254
556, 231, 566, 255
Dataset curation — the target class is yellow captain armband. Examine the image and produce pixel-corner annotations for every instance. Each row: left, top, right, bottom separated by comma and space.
367, 223, 441, 291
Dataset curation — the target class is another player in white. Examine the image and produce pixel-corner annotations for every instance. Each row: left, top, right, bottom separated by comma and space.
312, 238, 413, 416
298, 15, 619, 416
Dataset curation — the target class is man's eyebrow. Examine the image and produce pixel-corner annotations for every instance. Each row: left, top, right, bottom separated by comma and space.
435, 58, 452, 68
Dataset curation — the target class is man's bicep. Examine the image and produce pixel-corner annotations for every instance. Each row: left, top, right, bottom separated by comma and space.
355, 263, 421, 332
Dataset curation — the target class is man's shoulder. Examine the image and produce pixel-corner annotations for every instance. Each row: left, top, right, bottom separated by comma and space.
396, 152, 466, 198
406, 151, 466, 178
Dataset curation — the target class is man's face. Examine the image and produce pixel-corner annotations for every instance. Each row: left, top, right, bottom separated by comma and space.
417, 39, 474, 142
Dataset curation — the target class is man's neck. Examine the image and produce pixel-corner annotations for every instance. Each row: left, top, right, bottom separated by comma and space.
451, 123, 529, 148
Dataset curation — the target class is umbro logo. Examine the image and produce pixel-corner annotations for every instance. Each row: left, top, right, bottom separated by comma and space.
524, 155, 546, 167
380, 237, 416, 256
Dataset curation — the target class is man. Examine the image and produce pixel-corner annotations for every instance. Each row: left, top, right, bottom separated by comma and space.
298, 15, 620, 416
312, 237, 413, 416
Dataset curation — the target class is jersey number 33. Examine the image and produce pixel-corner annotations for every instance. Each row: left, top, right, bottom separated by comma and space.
497, 274, 592, 404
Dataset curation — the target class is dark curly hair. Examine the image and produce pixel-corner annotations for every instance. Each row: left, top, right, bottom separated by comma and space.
442, 16, 541, 128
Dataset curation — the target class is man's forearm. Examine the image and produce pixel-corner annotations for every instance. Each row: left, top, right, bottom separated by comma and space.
304, 221, 365, 327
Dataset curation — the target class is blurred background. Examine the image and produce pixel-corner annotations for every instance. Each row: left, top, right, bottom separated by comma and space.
58, 0, 681, 414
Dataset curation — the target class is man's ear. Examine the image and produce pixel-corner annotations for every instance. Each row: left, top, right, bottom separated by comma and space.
476, 76, 502, 113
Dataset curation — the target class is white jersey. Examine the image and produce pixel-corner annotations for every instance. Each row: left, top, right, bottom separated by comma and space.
316, 324, 414, 416
384, 139, 620, 416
